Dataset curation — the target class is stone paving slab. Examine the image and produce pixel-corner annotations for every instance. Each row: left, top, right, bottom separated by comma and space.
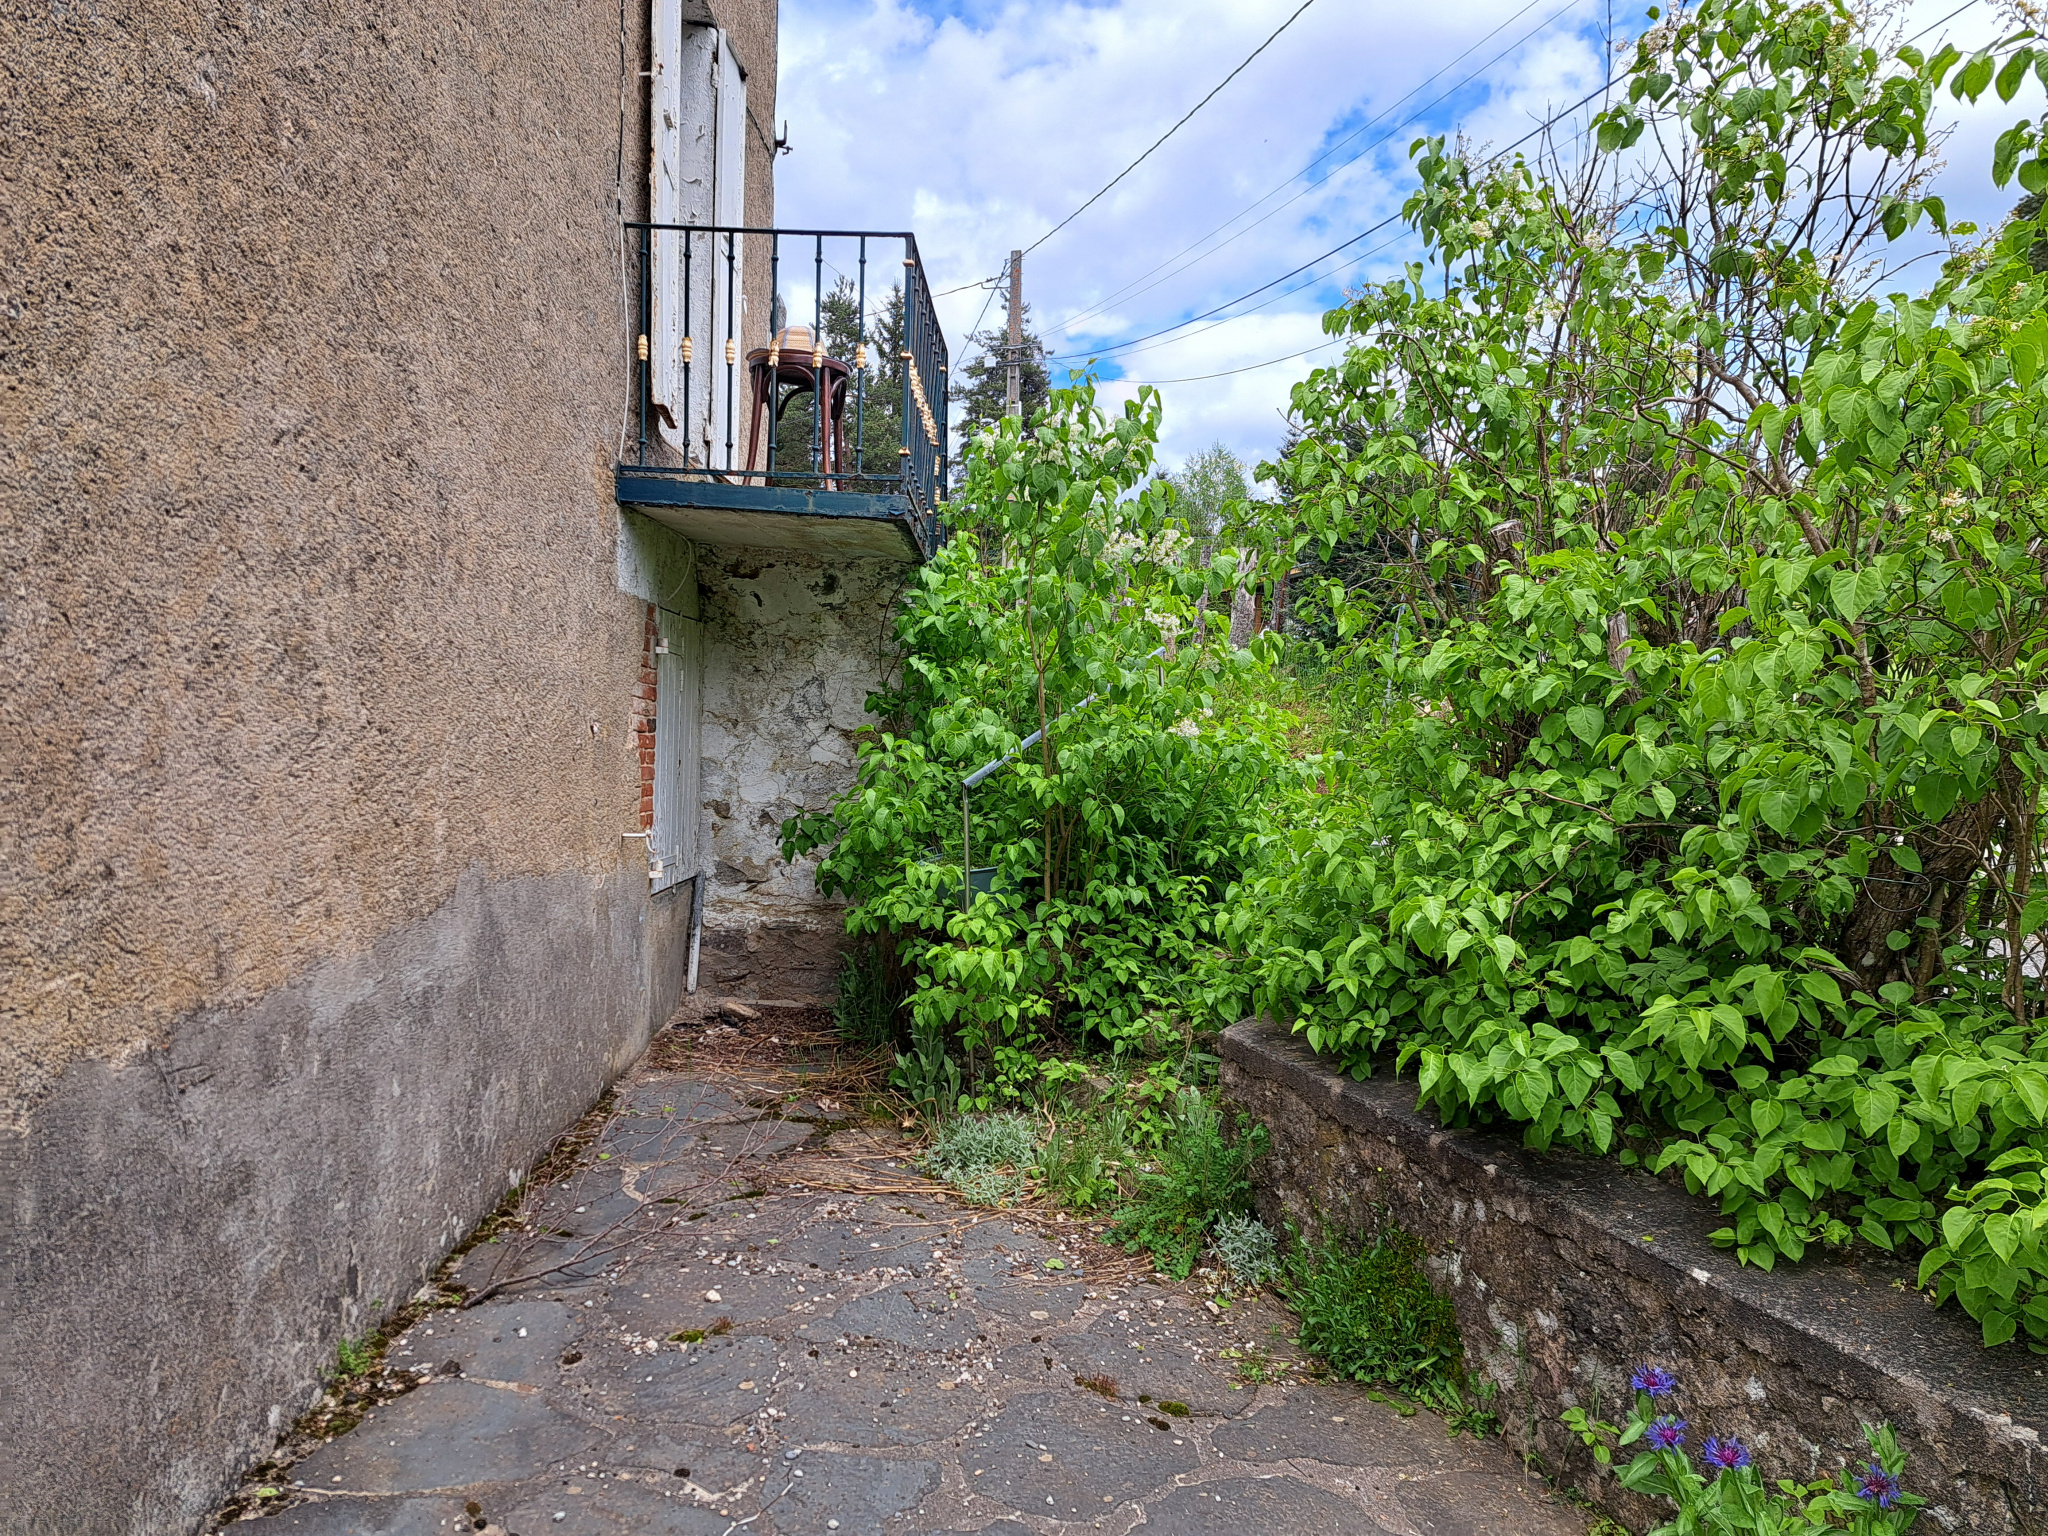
1142, 1475, 1399, 1535
238, 1496, 476, 1535
289, 1381, 602, 1494
228, 1045, 1592, 1536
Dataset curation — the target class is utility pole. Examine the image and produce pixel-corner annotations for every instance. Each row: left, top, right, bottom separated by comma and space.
1004, 249, 1023, 418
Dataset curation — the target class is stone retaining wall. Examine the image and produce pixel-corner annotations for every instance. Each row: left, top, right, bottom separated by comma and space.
1221, 1017, 2048, 1534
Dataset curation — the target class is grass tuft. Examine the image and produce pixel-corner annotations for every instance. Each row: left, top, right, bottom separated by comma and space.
1108, 1089, 1267, 1278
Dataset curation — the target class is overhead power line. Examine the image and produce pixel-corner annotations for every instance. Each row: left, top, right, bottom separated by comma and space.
1108, 339, 1342, 386
1021, 0, 1325, 261
1056, 0, 1578, 337
1043, 75, 1615, 367
936, 0, 1328, 298
1086, 0, 1990, 391
936, 0, 1557, 305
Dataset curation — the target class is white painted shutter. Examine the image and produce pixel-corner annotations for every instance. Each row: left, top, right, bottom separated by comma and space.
708, 32, 747, 468
650, 606, 702, 894
649, 9, 721, 460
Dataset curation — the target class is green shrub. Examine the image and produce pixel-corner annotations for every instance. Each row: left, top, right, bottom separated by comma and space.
1109, 1088, 1267, 1278
925, 1111, 1036, 1188
783, 383, 1295, 1086
1211, 1211, 1279, 1285
1210, 3, 2048, 1350
1283, 1227, 1462, 1396
834, 942, 899, 1049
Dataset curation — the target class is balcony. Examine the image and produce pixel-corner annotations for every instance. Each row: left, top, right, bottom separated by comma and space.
615, 224, 950, 562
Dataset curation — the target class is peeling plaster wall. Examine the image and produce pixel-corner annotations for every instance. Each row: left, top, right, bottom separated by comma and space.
694, 546, 906, 1001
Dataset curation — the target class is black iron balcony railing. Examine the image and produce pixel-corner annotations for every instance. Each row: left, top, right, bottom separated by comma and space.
622, 223, 949, 552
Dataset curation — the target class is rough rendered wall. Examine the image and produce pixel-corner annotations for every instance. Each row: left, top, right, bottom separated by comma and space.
0, 0, 765, 1528
695, 546, 904, 1002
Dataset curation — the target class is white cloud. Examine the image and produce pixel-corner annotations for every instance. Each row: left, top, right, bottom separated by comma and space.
774, 0, 2040, 477
778, 0, 1613, 471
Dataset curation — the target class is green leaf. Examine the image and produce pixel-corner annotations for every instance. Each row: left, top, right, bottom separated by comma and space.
1997, 50, 2032, 102
1567, 705, 1605, 745
1986, 1212, 2021, 1264
2013, 1069, 2048, 1124
1758, 788, 1801, 835
1650, 783, 1677, 819
1887, 1114, 1920, 1157
1801, 973, 1844, 1008
1829, 567, 1887, 623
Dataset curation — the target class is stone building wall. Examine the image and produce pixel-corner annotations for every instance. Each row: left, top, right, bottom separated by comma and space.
0, 0, 776, 1530
1222, 1020, 2048, 1535
694, 545, 909, 1003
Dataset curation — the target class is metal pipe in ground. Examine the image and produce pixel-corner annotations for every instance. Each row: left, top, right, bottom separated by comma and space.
687, 870, 705, 994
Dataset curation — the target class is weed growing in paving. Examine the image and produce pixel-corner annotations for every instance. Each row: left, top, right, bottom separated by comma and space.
1210, 1211, 1279, 1286
1035, 1102, 1130, 1210
925, 1112, 1035, 1204
1283, 1227, 1463, 1398
893, 1014, 961, 1121
833, 942, 899, 1049
1109, 1087, 1267, 1278
952, 1164, 1026, 1207
332, 1331, 379, 1383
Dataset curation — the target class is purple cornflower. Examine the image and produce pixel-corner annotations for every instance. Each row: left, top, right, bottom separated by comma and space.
1701, 1436, 1753, 1471
1630, 1365, 1679, 1398
1856, 1463, 1902, 1509
1645, 1415, 1687, 1450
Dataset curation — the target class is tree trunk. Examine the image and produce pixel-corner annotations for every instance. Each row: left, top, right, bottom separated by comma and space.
1837, 794, 2004, 1000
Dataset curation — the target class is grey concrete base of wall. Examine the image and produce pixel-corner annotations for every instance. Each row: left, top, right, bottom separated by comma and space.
698, 916, 849, 1005
1, 865, 689, 1536
1221, 1018, 2048, 1535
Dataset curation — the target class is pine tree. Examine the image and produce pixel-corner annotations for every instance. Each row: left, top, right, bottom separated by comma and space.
769, 280, 910, 484
950, 293, 1050, 460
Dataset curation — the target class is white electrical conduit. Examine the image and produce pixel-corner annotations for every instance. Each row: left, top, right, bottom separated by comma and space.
957, 647, 1166, 913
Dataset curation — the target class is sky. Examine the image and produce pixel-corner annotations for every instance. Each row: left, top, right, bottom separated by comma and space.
772, 0, 2030, 482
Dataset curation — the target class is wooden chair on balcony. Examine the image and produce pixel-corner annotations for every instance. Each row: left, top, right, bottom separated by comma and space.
742, 327, 853, 488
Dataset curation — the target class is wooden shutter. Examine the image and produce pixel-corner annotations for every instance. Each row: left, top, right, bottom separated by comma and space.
650, 606, 701, 894
707, 31, 747, 465
649, 9, 721, 459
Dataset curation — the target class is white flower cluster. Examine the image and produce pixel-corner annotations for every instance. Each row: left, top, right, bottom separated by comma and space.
1148, 526, 1192, 564
1146, 609, 1184, 638
1104, 528, 1146, 562
1168, 707, 1214, 739
1104, 525, 1195, 566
